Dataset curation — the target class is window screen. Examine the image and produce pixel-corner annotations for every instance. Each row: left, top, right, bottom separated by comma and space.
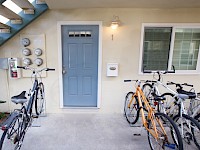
172, 28, 200, 70
142, 27, 172, 71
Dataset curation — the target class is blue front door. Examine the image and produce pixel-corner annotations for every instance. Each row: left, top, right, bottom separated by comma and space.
62, 25, 99, 107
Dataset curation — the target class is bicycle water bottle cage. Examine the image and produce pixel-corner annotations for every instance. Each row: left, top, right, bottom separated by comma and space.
11, 91, 28, 104
176, 89, 196, 99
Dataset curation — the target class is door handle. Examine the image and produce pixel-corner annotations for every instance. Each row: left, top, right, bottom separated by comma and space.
62, 67, 67, 74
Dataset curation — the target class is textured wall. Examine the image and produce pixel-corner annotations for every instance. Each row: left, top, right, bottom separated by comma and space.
0, 8, 200, 114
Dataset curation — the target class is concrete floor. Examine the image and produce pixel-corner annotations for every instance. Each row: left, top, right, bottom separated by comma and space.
2, 113, 150, 150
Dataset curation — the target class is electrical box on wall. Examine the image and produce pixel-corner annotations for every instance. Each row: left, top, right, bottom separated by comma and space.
107, 63, 118, 77
20, 34, 46, 77
8, 58, 21, 79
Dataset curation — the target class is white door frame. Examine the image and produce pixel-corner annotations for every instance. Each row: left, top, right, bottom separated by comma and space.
57, 21, 102, 108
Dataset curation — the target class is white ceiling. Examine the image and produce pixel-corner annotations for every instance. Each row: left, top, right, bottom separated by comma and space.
45, 0, 200, 9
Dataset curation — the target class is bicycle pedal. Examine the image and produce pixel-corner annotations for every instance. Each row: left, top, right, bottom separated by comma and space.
133, 133, 141, 136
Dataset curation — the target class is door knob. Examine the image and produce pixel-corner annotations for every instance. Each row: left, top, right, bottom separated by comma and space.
62, 67, 67, 74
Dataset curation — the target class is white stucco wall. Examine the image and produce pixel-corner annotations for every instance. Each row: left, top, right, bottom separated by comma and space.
0, 8, 200, 114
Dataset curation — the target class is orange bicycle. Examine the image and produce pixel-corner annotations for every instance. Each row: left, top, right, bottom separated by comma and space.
124, 80, 183, 150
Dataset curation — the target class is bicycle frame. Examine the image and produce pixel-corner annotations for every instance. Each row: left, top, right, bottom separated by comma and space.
191, 105, 200, 118
188, 98, 200, 118
150, 83, 199, 139
20, 66, 45, 116
152, 82, 191, 119
145, 71, 200, 118
145, 81, 177, 114
144, 69, 177, 96
129, 82, 167, 140
0, 66, 55, 150
26, 79, 38, 115
153, 80, 200, 119
153, 80, 177, 96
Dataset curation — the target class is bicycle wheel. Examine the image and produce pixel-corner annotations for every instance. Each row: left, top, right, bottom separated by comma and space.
0, 114, 25, 150
35, 82, 45, 115
147, 112, 183, 150
194, 113, 200, 123
142, 83, 154, 111
173, 114, 200, 149
142, 83, 153, 100
160, 93, 178, 117
124, 92, 139, 124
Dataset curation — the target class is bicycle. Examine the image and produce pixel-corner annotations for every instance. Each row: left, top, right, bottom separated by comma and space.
141, 69, 176, 114
165, 82, 200, 149
0, 66, 55, 150
124, 80, 183, 150
142, 71, 200, 149
167, 82, 200, 121
188, 95, 200, 123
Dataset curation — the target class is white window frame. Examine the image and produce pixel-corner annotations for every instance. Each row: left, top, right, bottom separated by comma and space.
139, 23, 200, 74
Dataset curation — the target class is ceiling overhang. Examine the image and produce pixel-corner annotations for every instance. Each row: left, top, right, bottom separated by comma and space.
45, 0, 200, 9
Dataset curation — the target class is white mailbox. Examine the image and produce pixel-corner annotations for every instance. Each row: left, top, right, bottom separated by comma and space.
107, 63, 118, 77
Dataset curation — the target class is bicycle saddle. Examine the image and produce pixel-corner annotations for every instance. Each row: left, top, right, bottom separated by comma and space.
11, 91, 28, 104
176, 89, 196, 99
152, 93, 166, 101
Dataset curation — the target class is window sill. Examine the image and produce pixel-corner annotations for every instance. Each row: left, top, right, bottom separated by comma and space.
139, 72, 200, 75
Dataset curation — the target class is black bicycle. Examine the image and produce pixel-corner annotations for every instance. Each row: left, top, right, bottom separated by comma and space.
0, 66, 55, 150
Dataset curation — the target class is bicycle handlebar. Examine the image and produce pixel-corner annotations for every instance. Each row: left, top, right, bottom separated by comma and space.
124, 80, 147, 83
45, 68, 55, 71
124, 80, 136, 82
145, 80, 157, 83
17, 66, 55, 72
17, 66, 26, 69
143, 66, 175, 81
167, 81, 193, 88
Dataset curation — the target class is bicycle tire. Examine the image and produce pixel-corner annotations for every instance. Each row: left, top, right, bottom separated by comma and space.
0, 114, 25, 150
142, 83, 154, 111
147, 112, 183, 150
160, 93, 177, 116
142, 83, 153, 99
173, 114, 200, 149
194, 113, 200, 123
35, 82, 45, 115
124, 92, 140, 124
124, 92, 134, 114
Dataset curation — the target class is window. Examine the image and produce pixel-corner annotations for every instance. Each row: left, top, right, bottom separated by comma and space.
68, 31, 92, 37
141, 24, 200, 73
143, 27, 172, 70
172, 28, 200, 70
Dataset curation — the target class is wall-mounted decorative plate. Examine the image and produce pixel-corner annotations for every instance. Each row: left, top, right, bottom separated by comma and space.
22, 48, 31, 56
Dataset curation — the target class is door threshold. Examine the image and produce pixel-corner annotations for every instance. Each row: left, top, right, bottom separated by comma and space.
60, 107, 100, 113
62, 107, 99, 109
